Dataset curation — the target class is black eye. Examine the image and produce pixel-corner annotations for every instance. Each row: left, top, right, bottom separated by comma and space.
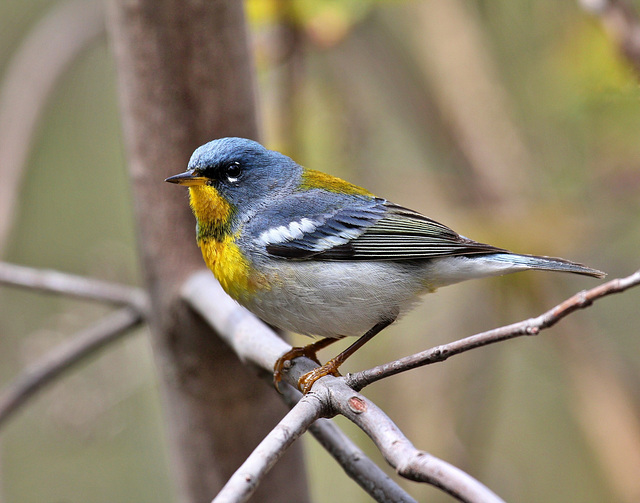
225, 162, 241, 182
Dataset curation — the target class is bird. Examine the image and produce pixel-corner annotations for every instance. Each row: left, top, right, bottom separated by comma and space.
166, 137, 605, 393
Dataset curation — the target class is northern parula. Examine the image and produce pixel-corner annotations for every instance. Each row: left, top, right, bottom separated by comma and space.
166, 137, 604, 393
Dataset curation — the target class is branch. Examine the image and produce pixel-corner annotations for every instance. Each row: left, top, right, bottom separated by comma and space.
0, 307, 143, 428
346, 268, 640, 390
212, 393, 325, 503
183, 271, 503, 502
184, 268, 639, 501
182, 271, 291, 370
0, 261, 148, 312
278, 383, 418, 503
325, 381, 504, 503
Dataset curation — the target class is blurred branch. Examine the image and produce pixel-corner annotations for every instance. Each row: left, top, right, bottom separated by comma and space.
0, 0, 105, 253
408, 0, 533, 209
348, 268, 640, 390
0, 307, 142, 428
0, 261, 148, 312
580, 0, 640, 75
183, 272, 504, 503
271, 1, 306, 157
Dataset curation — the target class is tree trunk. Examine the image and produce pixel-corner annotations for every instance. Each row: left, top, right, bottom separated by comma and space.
106, 0, 309, 501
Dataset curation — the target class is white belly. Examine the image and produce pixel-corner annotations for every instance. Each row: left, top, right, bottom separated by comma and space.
243, 260, 431, 338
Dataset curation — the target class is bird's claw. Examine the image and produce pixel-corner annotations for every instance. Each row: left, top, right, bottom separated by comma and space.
273, 346, 323, 393
298, 364, 342, 394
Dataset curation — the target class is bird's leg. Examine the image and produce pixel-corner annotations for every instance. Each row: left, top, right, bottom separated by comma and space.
298, 317, 395, 394
273, 337, 341, 392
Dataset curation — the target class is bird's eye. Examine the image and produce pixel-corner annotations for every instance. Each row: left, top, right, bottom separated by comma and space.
225, 162, 241, 183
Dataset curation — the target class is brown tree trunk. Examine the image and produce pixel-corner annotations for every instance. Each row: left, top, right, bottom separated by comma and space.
106, 1, 309, 501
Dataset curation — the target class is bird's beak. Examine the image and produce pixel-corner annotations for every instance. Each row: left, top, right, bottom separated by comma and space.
164, 170, 208, 186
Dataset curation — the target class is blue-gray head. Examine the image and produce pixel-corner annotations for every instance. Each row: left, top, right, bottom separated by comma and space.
165, 137, 301, 207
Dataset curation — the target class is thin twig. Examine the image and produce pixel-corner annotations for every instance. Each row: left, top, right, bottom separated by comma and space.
184, 269, 639, 501
212, 392, 325, 503
0, 307, 143, 428
0, 262, 148, 313
346, 268, 640, 390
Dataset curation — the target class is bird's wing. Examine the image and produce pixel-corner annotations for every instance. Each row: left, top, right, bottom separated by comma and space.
253, 195, 506, 261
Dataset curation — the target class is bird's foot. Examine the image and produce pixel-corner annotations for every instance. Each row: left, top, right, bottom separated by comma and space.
298, 361, 342, 394
273, 338, 339, 393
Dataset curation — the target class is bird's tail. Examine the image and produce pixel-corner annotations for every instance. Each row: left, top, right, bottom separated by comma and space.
486, 253, 605, 278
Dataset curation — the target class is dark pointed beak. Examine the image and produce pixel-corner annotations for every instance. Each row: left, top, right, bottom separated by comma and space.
165, 170, 208, 186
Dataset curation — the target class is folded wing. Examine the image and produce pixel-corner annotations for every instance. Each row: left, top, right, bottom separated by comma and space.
259, 197, 505, 261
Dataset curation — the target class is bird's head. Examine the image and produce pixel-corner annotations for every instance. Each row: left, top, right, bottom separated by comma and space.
166, 137, 301, 233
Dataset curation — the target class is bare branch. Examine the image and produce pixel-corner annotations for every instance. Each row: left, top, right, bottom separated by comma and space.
308, 417, 419, 503
579, 0, 640, 75
0, 0, 105, 251
325, 381, 504, 503
278, 384, 418, 503
0, 262, 148, 312
212, 393, 325, 503
410, 0, 533, 208
0, 307, 143, 428
184, 273, 415, 501
184, 269, 640, 501
347, 268, 640, 390
183, 272, 503, 502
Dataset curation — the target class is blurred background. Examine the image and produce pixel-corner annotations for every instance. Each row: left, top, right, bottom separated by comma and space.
1, 0, 639, 502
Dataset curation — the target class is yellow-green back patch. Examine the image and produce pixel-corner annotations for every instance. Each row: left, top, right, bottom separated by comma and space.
300, 168, 373, 197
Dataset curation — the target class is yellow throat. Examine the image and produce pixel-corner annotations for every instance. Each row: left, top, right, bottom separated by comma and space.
188, 185, 266, 300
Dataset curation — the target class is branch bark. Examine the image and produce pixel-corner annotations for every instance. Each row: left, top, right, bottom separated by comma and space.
183, 271, 505, 502
212, 393, 324, 503
106, 1, 307, 501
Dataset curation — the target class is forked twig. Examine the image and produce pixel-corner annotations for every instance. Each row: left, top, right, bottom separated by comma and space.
184, 268, 640, 502
183, 271, 506, 503
278, 382, 418, 503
